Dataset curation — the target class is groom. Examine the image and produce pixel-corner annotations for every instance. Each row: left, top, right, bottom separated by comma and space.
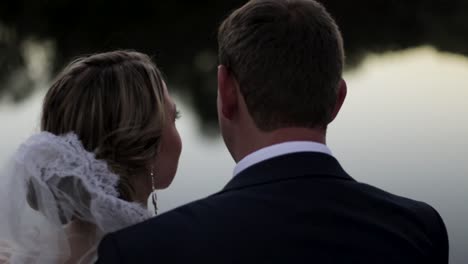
97, 0, 449, 263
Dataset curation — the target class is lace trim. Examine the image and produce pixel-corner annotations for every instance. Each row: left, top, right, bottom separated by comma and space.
15, 132, 151, 233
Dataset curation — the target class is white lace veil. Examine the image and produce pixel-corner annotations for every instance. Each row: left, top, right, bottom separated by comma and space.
0, 132, 151, 263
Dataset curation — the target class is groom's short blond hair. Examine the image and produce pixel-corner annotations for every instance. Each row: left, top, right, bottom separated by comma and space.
218, 0, 344, 131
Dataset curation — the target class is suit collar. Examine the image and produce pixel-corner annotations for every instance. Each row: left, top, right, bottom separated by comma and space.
219, 152, 354, 194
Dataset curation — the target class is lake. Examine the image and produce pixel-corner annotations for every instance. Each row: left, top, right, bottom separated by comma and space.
0, 46, 467, 263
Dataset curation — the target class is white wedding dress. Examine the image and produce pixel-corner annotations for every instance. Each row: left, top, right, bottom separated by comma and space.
0, 132, 152, 263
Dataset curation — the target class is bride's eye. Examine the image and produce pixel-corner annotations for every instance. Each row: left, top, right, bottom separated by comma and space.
175, 109, 181, 121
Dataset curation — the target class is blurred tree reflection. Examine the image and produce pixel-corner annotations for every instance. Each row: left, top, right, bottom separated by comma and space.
1, 0, 467, 129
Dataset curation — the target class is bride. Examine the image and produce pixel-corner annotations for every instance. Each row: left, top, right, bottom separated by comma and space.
0, 50, 182, 263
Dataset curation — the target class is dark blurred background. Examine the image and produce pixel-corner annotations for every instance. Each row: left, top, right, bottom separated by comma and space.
1, 2, 468, 263
1, 0, 467, 131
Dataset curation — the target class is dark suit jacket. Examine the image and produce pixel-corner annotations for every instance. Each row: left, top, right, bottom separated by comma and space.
97, 152, 449, 263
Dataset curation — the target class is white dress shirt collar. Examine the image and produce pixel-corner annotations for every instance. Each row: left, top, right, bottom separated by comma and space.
233, 141, 333, 177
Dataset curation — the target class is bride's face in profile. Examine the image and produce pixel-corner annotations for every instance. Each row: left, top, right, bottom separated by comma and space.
152, 82, 182, 189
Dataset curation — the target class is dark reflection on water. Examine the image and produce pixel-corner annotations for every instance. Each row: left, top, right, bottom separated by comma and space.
1, 0, 467, 129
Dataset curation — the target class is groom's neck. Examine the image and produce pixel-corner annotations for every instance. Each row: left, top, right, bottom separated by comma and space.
233, 127, 327, 163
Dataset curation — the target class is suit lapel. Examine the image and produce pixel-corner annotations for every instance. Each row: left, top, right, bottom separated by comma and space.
217, 152, 354, 194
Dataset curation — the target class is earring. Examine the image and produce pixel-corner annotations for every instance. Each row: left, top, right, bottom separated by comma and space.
150, 167, 158, 215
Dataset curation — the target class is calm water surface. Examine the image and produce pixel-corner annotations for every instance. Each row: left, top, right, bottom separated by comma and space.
0, 47, 467, 263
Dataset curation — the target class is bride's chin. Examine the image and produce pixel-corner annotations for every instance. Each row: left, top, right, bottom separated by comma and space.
154, 169, 178, 190
156, 180, 172, 190
156, 175, 176, 190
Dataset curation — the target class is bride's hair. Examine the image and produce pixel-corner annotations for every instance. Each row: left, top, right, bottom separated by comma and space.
40, 50, 166, 202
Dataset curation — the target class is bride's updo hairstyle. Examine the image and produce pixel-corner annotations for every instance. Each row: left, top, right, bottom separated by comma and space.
41, 50, 166, 202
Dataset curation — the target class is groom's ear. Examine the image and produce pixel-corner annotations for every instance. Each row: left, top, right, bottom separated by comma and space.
217, 65, 238, 120
329, 78, 347, 123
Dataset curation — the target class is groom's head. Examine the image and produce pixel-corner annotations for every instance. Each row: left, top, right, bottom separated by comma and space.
217, 0, 347, 160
